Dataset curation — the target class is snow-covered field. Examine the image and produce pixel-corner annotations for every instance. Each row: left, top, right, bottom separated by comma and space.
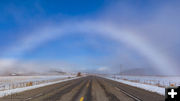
0, 74, 78, 97
105, 75, 180, 95
109, 75, 180, 87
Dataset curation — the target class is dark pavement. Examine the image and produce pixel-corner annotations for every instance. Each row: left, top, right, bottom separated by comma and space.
0, 76, 164, 101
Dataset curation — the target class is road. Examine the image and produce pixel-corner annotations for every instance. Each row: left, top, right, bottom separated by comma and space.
0, 76, 164, 101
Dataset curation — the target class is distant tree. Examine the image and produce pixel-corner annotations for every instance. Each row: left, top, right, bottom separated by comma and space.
77, 72, 81, 77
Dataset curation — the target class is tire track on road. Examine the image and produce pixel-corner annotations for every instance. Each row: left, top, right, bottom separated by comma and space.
84, 80, 92, 101
97, 79, 120, 101
43, 78, 85, 101
24, 80, 73, 101
70, 79, 88, 101
102, 78, 142, 101
102, 77, 164, 101
92, 77, 109, 101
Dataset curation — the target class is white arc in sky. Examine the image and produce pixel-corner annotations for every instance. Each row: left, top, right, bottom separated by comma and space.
1, 21, 179, 75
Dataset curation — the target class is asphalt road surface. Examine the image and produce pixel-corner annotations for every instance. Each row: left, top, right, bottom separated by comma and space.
0, 76, 164, 101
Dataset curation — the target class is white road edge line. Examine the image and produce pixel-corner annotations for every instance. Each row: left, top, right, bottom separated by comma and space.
115, 87, 142, 101
24, 93, 43, 101
24, 97, 32, 101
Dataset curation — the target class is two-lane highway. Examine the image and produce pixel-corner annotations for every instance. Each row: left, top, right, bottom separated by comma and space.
0, 76, 164, 101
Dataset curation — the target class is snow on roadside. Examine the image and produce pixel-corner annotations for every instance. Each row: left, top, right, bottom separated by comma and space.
0, 76, 80, 97
0, 75, 78, 91
106, 77, 165, 95
111, 75, 180, 87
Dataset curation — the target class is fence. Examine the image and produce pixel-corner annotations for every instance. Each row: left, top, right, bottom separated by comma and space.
111, 76, 179, 87
0, 77, 72, 91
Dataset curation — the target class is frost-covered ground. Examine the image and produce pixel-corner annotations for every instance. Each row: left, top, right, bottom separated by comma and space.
109, 75, 180, 87
105, 75, 180, 95
0, 74, 78, 97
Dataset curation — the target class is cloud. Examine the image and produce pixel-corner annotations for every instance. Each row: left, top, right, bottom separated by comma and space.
0, 59, 17, 68
97, 66, 109, 72
0, 59, 84, 75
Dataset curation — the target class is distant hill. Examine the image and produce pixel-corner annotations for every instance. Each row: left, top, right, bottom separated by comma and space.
120, 68, 160, 76
0, 69, 67, 76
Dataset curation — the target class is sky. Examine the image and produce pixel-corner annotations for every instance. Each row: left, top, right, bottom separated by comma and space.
0, 0, 180, 75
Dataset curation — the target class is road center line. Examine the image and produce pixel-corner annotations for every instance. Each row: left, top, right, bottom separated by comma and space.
80, 97, 84, 101
86, 80, 90, 88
